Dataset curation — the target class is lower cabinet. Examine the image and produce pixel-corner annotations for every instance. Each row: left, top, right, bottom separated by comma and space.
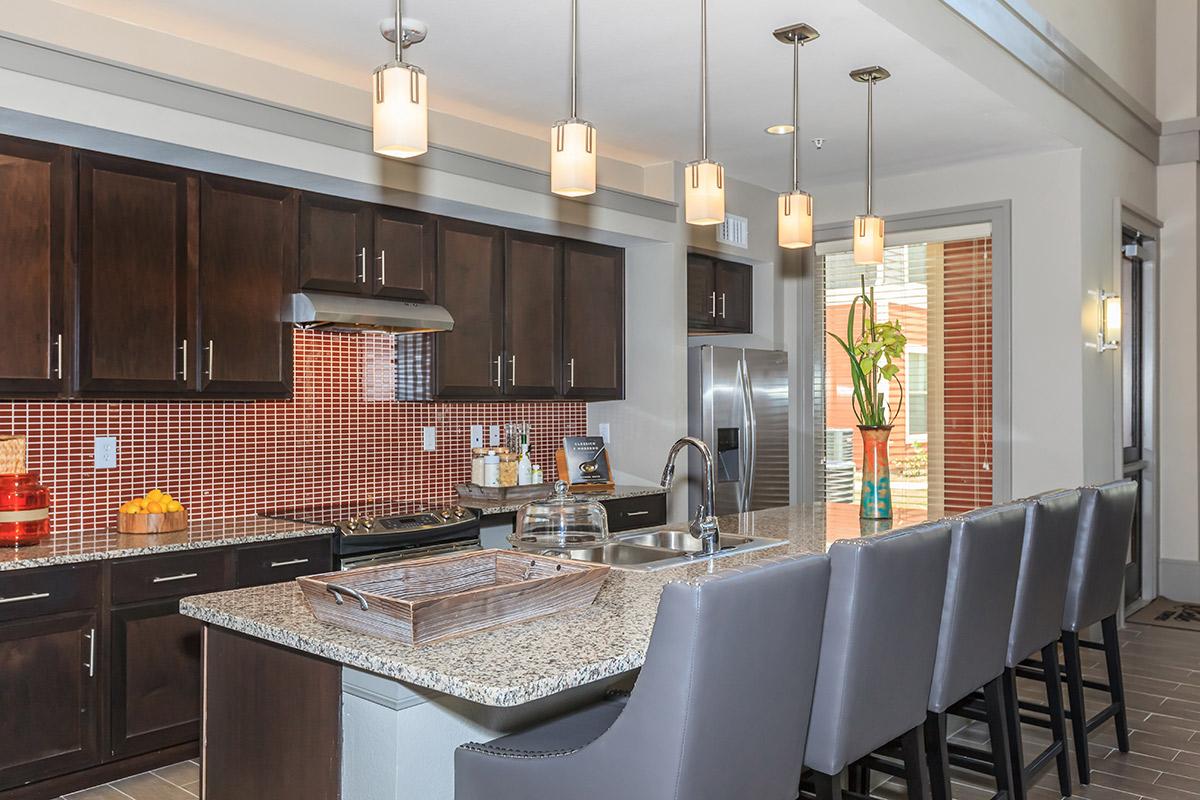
0, 611, 100, 791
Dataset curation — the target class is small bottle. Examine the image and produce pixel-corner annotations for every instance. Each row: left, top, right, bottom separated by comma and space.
483, 451, 501, 488
518, 449, 533, 485
531, 464, 543, 484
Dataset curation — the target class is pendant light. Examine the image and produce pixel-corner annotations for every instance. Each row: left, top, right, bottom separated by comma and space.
551, 0, 597, 197
850, 66, 890, 264
774, 23, 819, 250
684, 0, 725, 226
373, 0, 428, 159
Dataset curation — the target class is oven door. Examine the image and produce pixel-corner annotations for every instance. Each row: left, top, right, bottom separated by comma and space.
338, 537, 481, 571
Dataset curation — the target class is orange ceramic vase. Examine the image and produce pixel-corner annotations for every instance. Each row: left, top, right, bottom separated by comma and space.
858, 425, 893, 520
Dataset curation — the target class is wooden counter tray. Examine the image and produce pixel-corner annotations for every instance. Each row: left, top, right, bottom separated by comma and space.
296, 549, 609, 646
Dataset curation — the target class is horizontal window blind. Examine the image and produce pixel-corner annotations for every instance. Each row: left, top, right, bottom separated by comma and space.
814, 233, 993, 517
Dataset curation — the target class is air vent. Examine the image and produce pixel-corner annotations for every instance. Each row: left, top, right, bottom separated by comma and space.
716, 213, 749, 249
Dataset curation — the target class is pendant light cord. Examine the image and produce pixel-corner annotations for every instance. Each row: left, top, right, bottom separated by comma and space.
395, 0, 404, 63
866, 76, 874, 215
570, 0, 578, 119
791, 38, 800, 192
700, 0, 709, 160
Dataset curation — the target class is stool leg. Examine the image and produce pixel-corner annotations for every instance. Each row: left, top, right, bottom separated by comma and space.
901, 723, 932, 800
848, 763, 869, 795
1062, 632, 1090, 784
814, 770, 845, 800
984, 676, 1014, 800
1043, 642, 1074, 797
1101, 615, 1131, 753
1001, 668, 1029, 800
925, 711, 952, 800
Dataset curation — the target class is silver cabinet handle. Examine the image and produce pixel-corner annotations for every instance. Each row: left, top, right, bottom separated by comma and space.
269, 558, 310, 568
84, 627, 95, 678
178, 338, 188, 381
568, 358, 576, 388
710, 291, 717, 317
377, 250, 387, 284
494, 354, 502, 387
720, 293, 727, 319
152, 572, 198, 584
52, 333, 63, 379
624, 510, 650, 517
510, 355, 517, 386
0, 591, 50, 605
205, 340, 214, 380
357, 247, 367, 283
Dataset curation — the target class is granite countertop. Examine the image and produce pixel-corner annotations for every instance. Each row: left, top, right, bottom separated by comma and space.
463, 483, 668, 516
0, 516, 335, 572
179, 503, 928, 707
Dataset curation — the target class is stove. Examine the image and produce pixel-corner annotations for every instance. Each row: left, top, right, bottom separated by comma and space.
263, 500, 481, 569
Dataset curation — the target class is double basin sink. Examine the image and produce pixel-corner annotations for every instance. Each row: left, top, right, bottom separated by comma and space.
534, 528, 786, 572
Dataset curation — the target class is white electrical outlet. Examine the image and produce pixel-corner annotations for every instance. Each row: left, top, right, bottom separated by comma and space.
598, 423, 611, 444
489, 425, 501, 447
94, 436, 118, 469
470, 425, 484, 449
422, 426, 437, 451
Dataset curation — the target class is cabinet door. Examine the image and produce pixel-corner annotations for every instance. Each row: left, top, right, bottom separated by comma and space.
434, 219, 505, 398
373, 207, 437, 302
78, 153, 192, 394
0, 612, 99, 791
504, 231, 561, 398
0, 136, 70, 395
687, 253, 717, 331
198, 175, 297, 396
562, 241, 624, 400
110, 600, 203, 758
715, 260, 752, 333
299, 193, 370, 295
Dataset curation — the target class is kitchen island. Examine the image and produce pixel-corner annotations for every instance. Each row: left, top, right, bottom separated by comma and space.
180, 503, 927, 800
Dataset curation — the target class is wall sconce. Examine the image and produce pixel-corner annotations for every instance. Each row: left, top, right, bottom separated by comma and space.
1098, 290, 1121, 352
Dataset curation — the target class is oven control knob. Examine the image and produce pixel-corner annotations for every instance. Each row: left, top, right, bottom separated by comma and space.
346, 517, 360, 532
438, 509, 452, 522
452, 506, 469, 519
362, 516, 375, 530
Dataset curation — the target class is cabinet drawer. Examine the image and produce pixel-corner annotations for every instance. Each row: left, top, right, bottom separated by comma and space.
603, 494, 667, 533
0, 562, 100, 623
235, 536, 332, 588
111, 549, 231, 605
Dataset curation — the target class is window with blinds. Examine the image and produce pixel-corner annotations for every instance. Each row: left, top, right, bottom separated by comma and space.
813, 231, 993, 516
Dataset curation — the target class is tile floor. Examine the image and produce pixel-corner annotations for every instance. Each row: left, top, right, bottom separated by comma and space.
61, 622, 1200, 800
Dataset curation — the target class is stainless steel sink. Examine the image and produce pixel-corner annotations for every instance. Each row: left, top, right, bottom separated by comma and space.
531, 529, 786, 572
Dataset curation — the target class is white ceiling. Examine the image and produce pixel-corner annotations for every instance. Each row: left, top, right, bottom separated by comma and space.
56, 0, 1068, 191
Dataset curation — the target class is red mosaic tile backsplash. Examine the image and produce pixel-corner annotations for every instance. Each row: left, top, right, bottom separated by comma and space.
0, 331, 587, 533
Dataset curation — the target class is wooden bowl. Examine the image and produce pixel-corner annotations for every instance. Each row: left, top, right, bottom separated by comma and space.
117, 509, 188, 534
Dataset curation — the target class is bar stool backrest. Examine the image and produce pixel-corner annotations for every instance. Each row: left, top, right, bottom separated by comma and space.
803, 521, 953, 775
1062, 480, 1138, 633
1006, 489, 1081, 666
928, 503, 1026, 712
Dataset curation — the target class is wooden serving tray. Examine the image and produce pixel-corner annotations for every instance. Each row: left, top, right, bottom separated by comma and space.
456, 483, 553, 504
297, 549, 609, 646
117, 509, 188, 534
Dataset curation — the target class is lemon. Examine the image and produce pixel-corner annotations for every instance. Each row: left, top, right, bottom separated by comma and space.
166, 500, 182, 513
146, 501, 165, 515
146, 489, 164, 503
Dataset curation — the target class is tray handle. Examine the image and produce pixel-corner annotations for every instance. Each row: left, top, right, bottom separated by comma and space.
325, 583, 369, 611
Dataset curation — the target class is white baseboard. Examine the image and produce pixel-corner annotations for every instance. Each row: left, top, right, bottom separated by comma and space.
1159, 558, 1200, 602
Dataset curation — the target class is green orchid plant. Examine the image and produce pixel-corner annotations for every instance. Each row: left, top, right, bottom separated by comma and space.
827, 276, 908, 428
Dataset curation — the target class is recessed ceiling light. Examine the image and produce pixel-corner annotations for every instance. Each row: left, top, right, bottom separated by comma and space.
765, 124, 795, 135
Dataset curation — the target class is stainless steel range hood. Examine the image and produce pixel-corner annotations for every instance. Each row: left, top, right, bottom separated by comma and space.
285, 291, 453, 334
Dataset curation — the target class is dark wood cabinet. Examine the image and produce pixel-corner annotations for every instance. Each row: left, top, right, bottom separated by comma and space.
562, 241, 624, 400
504, 231, 562, 398
77, 153, 193, 394
299, 193, 370, 295
109, 601, 204, 758
374, 207, 437, 302
0, 136, 71, 395
197, 175, 296, 396
687, 253, 753, 334
435, 218, 505, 398
0, 611, 99, 791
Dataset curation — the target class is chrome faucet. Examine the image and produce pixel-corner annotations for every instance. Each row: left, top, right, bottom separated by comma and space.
660, 436, 720, 556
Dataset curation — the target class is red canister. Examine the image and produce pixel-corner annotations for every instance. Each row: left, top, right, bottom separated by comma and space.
0, 473, 50, 546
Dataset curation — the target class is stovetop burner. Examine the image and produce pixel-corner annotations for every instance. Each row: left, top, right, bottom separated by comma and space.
261, 499, 477, 538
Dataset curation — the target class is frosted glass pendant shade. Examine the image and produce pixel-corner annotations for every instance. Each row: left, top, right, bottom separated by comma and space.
373, 61, 428, 159
551, 119, 597, 197
685, 159, 725, 226
778, 191, 813, 249
853, 214, 885, 264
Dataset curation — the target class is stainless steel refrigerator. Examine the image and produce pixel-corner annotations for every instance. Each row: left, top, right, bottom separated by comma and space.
687, 345, 791, 515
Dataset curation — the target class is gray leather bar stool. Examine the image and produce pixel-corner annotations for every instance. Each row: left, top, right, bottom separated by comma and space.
802, 520, 952, 800
953, 489, 1081, 800
454, 554, 831, 800
1058, 480, 1138, 784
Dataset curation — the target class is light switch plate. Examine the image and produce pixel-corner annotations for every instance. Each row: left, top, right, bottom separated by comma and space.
94, 436, 118, 469
598, 423, 611, 444
422, 426, 437, 451
489, 425, 501, 447
470, 425, 484, 449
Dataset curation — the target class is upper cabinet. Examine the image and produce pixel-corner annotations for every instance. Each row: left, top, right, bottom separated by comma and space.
504, 231, 562, 399
687, 253, 753, 335
0, 136, 71, 396
197, 176, 297, 396
562, 242, 624, 400
435, 218, 506, 399
374, 207, 437, 302
77, 153, 193, 395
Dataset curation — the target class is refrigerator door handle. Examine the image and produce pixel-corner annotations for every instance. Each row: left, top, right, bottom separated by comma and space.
742, 358, 758, 512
